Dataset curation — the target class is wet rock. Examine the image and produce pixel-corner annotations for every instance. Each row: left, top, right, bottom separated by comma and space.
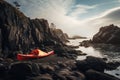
0, 63, 7, 78
86, 69, 120, 80
29, 73, 53, 80
39, 64, 55, 74
103, 57, 108, 61
54, 69, 85, 80
64, 60, 76, 70
54, 74, 66, 80
68, 45, 79, 49
4, 58, 14, 63
58, 62, 67, 68
76, 56, 107, 72
53, 64, 60, 70
72, 50, 84, 56
79, 53, 87, 56
66, 76, 77, 80
80, 40, 91, 47
8, 62, 33, 79
73, 71, 86, 80
85, 56, 107, 72
31, 63, 40, 75
54, 69, 72, 80
76, 60, 89, 72
106, 62, 120, 70
53, 43, 79, 59
0, 58, 4, 62
58, 69, 72, 76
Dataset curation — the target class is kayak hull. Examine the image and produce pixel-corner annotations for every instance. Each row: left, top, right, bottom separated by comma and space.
17, 51, 54, 60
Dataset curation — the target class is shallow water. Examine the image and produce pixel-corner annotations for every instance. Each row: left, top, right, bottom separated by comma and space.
76, 46, 104, 60
67, 39, 120, 78
67, 39, 104, 60
105, 66, 120, 78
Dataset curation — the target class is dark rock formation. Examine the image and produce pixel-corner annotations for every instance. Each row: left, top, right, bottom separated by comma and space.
50, 27, 69, 43
86, 69, 120, 80
69, 35, 87, 39
49, 23, 69, 43
76, 56, 107, 72
54, 68, 85, 80
0, 56, 119, 80
8, 62, 34, 79
0, 0, 68, 57
39, 64, 55, 74
0, 63, 7, 78
92, 24, 120, 44
106, 61, 120, 70
1, 59, 85, 80
30, 74, 53, 80
80, 40, 92, 47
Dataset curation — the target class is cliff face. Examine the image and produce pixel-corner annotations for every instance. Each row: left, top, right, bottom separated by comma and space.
0, 0, 68, 56
49, 23, 69, 43
92, 24, 120, 44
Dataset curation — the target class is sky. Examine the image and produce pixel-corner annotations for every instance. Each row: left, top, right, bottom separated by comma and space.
6, 0, 120, 37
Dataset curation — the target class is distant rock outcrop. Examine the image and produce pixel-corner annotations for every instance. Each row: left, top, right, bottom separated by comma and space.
92, 24, 120, 44
0, 0, 68, 57
50, 23, 69, 43
69, 35, 87, 39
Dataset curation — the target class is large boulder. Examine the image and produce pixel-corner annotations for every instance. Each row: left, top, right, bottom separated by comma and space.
54, 69, 85, 80
29, 73, 53, 80
86, 69, 120, 80
8, 62, 40, 80
92, 24, 120, 44
8, 62, 33, 80
39, 64, 55, 74
76, 56, 107, 72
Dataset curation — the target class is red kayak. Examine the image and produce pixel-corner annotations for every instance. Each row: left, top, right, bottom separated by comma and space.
17, 49, 54, 60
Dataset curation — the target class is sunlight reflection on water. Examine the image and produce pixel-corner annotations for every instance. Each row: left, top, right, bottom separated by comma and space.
76, 46, 104, 60
67, 39, 104, 60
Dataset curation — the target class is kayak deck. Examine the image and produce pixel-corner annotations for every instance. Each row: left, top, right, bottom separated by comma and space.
17, 50, 54, 60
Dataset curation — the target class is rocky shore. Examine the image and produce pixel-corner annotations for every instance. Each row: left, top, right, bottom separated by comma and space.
79, 24, 120, 79
0, 0, 120, 80
0, 56, 120, 80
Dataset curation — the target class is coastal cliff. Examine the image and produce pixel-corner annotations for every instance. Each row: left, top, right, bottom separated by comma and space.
92, 24, 120, 44
0, 0, 68, 57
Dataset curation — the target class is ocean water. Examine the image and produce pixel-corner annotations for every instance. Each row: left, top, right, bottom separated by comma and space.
66, 39, 104, 60
66, 39, 120, 78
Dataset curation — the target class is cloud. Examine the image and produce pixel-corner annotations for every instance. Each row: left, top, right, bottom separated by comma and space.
103, 7, 120, 21
81, 7, 120, 37
69, 5, 96, 18
5, 0, 120, 37
117, 0, 120, 2
90, 7, 120, 25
